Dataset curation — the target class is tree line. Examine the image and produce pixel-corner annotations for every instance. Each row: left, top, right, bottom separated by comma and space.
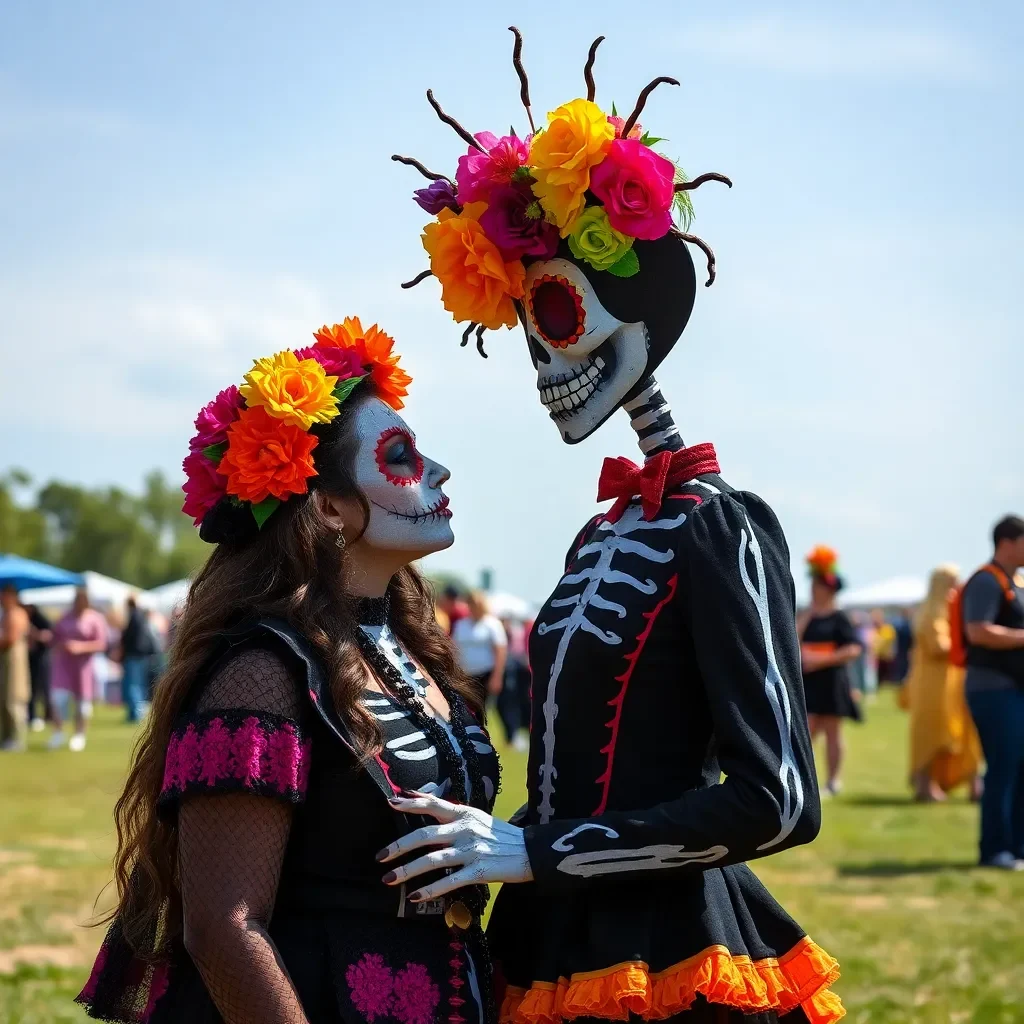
0, 469, 208, 590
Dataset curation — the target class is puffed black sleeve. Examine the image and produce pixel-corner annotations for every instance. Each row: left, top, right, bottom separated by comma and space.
523, 492, 821, 885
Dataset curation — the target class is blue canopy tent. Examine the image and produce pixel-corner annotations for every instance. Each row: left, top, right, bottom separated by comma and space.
0, 554, 84, 591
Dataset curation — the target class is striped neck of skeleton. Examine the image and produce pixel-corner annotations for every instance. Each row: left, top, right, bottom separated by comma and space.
622, 377, 684, 458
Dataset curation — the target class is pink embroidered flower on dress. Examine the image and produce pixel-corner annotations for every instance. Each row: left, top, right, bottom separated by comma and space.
230, 716, 268, 787
173, 724, 201, 790
346, 953, 395, 1022
265, 722, 302, 793
392, 962, 441, 1024
196, 717, 233, 787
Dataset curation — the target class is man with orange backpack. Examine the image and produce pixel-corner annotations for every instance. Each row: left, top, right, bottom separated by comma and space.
958, 515, 1024, 870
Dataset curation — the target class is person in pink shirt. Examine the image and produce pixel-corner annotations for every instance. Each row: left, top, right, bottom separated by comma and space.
49, 589, 108, 751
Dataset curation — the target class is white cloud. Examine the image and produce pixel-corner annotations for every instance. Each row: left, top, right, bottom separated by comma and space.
676, 15, 993, 83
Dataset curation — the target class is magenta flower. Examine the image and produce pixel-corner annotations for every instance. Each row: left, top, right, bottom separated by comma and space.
294, 344, 365, 381
346, 953, 394, 1022
590, 139, 675, 241
196, 718, 233, 787
455, 131, 530, 204
173, 724, 201, 789
392, 963, 440, 1024
181, 449, 228, 527
607, 115, 643, 140
412, 178, 460, 216
479, 183, 559, 261
190, 385, 243, 452
230, 716, 268, 787
265, 723, 302, 794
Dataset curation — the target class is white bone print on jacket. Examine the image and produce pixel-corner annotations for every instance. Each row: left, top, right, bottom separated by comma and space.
534, 505, 687, 823
738, 514, 804, 851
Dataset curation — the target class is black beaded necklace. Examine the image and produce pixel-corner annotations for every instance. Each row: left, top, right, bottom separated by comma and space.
354, 596, 498, 1024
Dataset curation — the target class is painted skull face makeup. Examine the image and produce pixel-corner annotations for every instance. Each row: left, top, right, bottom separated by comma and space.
350, 397, 454, 553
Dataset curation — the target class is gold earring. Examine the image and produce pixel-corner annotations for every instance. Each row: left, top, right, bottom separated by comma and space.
335, 527, 346, 551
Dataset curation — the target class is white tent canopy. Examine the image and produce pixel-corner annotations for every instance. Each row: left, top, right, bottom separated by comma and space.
484, 591, 537, 621
839, 576, 927, 610
20, 570, 160, 611
146, 578, 191, 614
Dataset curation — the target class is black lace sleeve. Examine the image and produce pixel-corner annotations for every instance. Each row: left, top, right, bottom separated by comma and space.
176, 647, 312, 1023
158, 647, 312, 812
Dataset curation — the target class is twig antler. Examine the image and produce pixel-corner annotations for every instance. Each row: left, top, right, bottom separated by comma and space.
461, 323, 478, 348
401, 270, 434, 289
676, 232, 719, 288
475, 324, 489, 358
391, 154, 452, 184
620, 76, 679, 138
508, 26, 536, 134
426, 89, 484, 152
675, 172, 733, 193
584, 36, 605, 102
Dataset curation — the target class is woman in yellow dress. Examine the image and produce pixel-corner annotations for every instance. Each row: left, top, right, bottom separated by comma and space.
903, 565, 983, 801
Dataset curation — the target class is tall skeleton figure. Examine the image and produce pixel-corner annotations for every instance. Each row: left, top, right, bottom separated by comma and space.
383, 30, 845, 1024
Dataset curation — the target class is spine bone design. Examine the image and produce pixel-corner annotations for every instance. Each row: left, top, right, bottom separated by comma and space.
534, 506, 687, 823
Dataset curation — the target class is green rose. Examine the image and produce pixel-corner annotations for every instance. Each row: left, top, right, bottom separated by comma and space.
567, 206, 635, 273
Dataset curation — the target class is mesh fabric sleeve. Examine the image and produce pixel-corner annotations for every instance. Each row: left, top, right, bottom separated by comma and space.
177, 647, 312, 1024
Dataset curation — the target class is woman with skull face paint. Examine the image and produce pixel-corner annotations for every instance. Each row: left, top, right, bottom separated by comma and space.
391, 28, 844, 1023
78, 320, 501, 1024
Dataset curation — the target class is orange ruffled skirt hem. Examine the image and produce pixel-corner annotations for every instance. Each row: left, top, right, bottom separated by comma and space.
499, 936, 844, 1024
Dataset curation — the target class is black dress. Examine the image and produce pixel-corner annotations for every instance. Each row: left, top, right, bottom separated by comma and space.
801, 613, 861, 721
487, 468, 844, 1023
78, 612, 500, 1024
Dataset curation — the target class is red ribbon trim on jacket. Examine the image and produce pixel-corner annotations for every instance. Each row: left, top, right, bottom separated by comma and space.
597, 443, 720, 524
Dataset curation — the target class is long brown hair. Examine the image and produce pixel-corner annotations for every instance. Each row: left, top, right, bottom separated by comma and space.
109, 382, 479, 955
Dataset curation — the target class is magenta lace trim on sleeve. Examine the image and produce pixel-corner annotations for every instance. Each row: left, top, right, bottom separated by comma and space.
159, 710, 312, 807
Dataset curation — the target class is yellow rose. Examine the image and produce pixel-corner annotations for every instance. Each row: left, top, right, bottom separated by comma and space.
240, 350, 340, 430
529, 99, 615, 235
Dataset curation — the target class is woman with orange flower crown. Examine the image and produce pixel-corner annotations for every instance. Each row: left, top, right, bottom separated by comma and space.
382, 28, 845, 1024
77, 320, 502, 1024
799, 547, 864, 798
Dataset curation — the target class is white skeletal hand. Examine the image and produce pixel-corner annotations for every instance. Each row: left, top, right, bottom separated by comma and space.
378, 792, 533, 901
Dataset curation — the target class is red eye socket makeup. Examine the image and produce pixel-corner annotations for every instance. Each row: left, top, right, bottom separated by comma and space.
374, 426, 425, 486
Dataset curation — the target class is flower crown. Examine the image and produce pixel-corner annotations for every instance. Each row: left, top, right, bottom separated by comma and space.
395, 28, 731, 355
806, 545, 841, 585
182, 317, 412, 531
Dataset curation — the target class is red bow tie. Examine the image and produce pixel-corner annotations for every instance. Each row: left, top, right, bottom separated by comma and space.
597, 443, 720, 524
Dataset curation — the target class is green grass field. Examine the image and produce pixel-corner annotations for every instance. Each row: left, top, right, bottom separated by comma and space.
2, 689, 1023, 1023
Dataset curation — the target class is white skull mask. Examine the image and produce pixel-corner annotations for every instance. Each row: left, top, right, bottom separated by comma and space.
349, 397, 454, 553
521, 257, 649, 444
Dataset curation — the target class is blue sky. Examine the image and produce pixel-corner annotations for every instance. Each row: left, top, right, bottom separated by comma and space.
1, 1, 1021, 602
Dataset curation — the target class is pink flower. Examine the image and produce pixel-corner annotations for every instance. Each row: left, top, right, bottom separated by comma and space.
161, 734, 181, 795
181, 449, 228, 527
346, 953, 394, 1022
197, 718, 232, 787
297, 738, 313, 794
392, 963, 440, 1024
293, 344, 366, 381
607, 115, 643, 140
190, 385, 243, 452
590, 139, 676, 241
173, 724, 201, 789
265, 723, 303, 794
455, 132, 530, 204
478, 183, 559, 261
229, 716, 268, 787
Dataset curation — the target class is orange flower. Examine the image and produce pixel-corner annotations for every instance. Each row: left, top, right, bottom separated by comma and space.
313, 317, 413, 410
806, 545, 839, 576
421, 203, 526, 331
218, 405, 319, 504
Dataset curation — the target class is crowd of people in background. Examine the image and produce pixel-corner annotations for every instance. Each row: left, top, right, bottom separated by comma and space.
0, 586, 167, 752
4, 516, 1024, 871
